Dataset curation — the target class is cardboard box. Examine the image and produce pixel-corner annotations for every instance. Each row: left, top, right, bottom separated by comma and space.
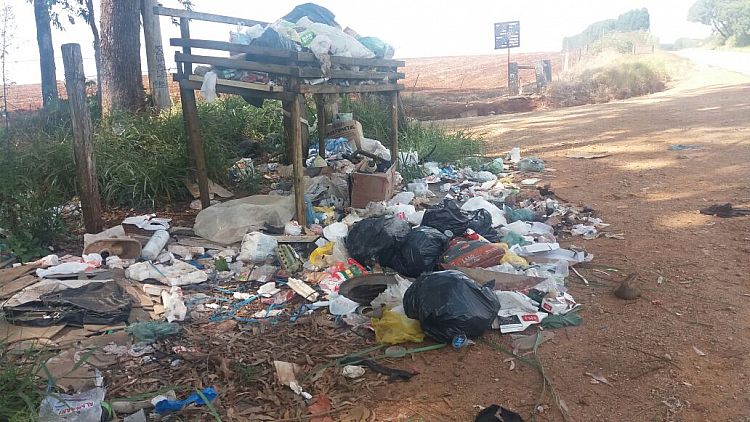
326, 120, 363, 151
350, 164, 396, 208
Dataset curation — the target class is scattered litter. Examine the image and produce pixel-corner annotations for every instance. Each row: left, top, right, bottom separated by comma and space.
585, 371, 611, 386
342, 365, 366, 379
692, 346, 706, 357
699, 203, 750, 218
475, 404, 525, 422
153, 387, 218, 414
123, 214, 171, 231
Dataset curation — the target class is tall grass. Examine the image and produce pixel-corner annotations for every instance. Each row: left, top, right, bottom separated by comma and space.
0, 339, 49, 422
0, 96, 284, 259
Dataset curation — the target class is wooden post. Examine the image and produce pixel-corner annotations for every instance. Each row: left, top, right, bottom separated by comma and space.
508, 62, 519, 96
389, 91, 399, 168
298, 94, 310, 161
180, 87, 211, 209
141, 0, 171, 111
61, 44, 103, 233
314, 94, 326, 156
285, 80, 306, 226
179, 18, 192, 75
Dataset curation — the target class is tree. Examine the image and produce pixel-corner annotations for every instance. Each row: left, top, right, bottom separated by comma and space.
689, 0, 750, 44
56, 0, 102, 114
0, 3, 14, 137
32, 0, 58, 107
99, 0, 144, 114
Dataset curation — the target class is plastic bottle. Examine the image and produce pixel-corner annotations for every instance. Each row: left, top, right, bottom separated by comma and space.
509, 147, 521, 163
142, 230, 170, 261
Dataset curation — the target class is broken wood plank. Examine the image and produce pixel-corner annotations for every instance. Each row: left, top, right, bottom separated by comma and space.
188, 74, 285, 93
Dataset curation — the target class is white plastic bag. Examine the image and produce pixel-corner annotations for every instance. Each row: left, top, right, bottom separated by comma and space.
238, 232, 278, 263
38, 387, 106, 422
193, 194, 295, 244
323, 222, 348, 242
200, 71, 218, 103
461, 197, 507, 227
371, 276, 412, 310
295, 17, 374, 58
162, 286, 187, 323
328, 293, 359, 316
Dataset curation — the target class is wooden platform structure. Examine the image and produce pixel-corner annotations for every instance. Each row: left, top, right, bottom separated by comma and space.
154, 7, 404, 225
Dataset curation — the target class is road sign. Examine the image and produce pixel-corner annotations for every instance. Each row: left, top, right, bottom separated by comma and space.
494, 21, 520, 49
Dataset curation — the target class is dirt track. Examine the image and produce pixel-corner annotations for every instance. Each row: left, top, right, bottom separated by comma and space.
368, 61, 750, 420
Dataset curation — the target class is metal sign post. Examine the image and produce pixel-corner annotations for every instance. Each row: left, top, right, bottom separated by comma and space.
494, 20, 520, 95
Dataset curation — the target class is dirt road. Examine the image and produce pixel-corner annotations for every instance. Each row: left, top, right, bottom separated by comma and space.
368, 63, 750, 420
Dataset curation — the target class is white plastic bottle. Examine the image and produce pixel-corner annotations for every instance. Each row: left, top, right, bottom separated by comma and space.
141, 230, 170, 261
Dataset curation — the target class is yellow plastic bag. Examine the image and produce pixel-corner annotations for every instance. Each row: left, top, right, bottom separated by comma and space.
309, 242, 333, 267
498, 243, 528, 267
372, 309, 424, 345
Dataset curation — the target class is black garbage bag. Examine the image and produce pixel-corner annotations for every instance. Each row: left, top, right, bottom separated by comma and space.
421, 199, 470, 237
251, 27, 298, 52
389, 226, 449, 277
465, 208, 502, 242
282, 3, 337, 26
403, 270, 500, 343
346, 217, 410, 266
5, 281, 132, 327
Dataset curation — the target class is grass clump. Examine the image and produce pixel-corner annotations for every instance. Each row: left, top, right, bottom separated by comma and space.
0, 96, 283, 260
548, 59, 668, 107
0, 340, 49, 422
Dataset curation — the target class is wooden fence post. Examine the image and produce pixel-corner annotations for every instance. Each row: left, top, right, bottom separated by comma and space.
61, 43, 103, 233
389, 91, 399, 168
141, 0, 171, 111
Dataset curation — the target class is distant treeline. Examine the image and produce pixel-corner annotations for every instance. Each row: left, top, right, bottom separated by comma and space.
563, 8, 651, 51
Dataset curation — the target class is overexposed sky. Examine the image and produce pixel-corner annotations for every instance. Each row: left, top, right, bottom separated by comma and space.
5, 0, 710, 84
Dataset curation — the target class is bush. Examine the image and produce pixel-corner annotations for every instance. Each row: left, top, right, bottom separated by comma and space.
548, 60, 667, 107
0, 96, 283, 259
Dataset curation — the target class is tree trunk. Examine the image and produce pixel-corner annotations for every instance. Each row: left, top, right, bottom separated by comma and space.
100, 0, 144, 114
86, 0, 102, 116
141, 0, 171, 111
33, 0, 58, 107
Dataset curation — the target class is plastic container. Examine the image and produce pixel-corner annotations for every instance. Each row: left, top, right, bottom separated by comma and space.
141, 230, 170, 261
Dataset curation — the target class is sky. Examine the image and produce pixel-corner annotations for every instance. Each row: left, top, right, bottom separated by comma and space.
4, 0, 711, 85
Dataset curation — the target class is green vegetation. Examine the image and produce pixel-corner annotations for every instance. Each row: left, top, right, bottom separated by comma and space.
1, 92, 480, 261
689, 0, 750, 47
548, 56, 675, 107
563, 8, 651, 51
0, 340, 50, 422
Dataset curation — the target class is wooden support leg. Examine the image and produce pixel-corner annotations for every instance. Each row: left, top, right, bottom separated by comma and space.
284, 97, 306, 226
298, 94, 310, 161
180, 88, 211, 210
314, 94, 326, 157
390, 91, 399, 168
62, 43, 103, 233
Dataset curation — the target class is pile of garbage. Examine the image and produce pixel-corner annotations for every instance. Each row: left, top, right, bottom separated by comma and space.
0, 143, 617, 420
197, 2, 396, 97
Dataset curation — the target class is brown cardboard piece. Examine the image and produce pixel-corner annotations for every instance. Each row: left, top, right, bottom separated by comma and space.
326, 120, 363, 150
350, 164, 396, 209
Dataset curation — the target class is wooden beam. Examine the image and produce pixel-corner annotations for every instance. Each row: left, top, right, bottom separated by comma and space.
175, 53, 306, 77
153, 6, 267, 27
330, 56, 405, 68
142, 0, 171, 111
180, 87, 211, 209
187, 75, 284, 92
178, 79, 293, 101
328, 70, 404, 80
170, 38, 311, 61
390, 91, 399, 169
299, 83, 404, 95
61, 44, 103, 233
